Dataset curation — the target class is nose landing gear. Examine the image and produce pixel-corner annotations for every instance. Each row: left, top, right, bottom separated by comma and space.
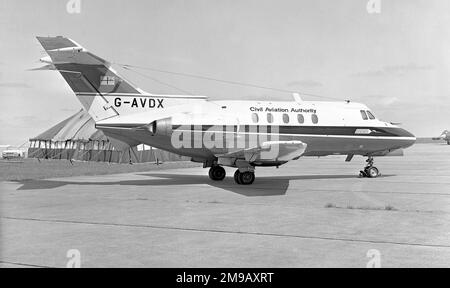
359, 156, 380, 178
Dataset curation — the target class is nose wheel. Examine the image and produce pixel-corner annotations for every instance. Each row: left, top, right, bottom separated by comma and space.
234, 169, 255, 185
359, 156, 380, 178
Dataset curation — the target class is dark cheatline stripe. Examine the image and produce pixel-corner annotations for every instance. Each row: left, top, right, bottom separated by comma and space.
96, 124, 414, 138
171, 125, 414, 138
95, 123, 145, 129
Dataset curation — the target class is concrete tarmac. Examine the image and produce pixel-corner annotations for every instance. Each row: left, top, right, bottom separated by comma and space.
1, 143, 449, 267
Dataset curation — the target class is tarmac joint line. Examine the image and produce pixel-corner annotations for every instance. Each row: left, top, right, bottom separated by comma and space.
3, 216, 450, 250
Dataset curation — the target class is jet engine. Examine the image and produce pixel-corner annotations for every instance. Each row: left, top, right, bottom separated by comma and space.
147, 117, 172, 136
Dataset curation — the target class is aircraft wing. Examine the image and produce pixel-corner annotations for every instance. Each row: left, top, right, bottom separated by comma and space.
219, 141, 307, 162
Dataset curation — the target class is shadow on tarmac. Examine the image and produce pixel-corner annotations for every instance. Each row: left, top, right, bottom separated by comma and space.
13, 173, 395, 197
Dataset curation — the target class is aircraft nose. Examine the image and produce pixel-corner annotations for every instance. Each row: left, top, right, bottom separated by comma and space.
396, 128, 416, 148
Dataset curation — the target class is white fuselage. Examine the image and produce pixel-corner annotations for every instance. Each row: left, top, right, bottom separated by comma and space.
96, 96, 416, 163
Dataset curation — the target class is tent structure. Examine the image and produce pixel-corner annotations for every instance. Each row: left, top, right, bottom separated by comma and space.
28, 109, 187, 163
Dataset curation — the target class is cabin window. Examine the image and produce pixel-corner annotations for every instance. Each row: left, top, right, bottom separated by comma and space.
367, 110, 375, 120
251, 113, 259, 123
297, 114, 304, 124
360, 110, 368, 120
267, 113, 274, 123
311, 114, 319, 124
282, 113, 289, 124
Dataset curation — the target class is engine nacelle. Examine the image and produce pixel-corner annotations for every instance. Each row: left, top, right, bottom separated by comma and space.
147, 117, 172, 136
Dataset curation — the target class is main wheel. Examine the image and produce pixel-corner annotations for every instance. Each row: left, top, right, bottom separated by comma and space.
239, 171, 255, 185
208, 166, 226, 181
365, 166, 379, 178
234, 170, 241, 184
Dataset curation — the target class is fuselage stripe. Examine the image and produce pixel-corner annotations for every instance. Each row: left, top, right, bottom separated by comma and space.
173, 130, 416, 141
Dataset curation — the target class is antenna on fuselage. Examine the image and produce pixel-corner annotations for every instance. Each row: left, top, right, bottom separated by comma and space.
293, 93, 303, 103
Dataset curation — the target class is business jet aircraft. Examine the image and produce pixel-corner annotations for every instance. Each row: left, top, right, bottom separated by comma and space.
34, 36, 416, 185
432, 130, 450, 145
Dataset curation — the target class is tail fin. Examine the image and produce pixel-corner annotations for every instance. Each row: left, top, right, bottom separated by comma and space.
36, 36, 144, 122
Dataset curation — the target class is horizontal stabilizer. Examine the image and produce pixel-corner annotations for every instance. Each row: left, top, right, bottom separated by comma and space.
28, 64, 56, 71
37, 36, 81, 51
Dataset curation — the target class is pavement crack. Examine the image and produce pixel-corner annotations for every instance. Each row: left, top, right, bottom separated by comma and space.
0, 260, 53, 268
3, 216, 450, 249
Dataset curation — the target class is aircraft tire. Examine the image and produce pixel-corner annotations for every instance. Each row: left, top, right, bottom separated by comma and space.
366, 167, 379, 178
209, 166, 226, 181
239, 171, 255, 185
234, 170, 241, 184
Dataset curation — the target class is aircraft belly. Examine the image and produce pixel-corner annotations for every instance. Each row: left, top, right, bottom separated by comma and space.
298, 136, 410, 156
208, 133, 411, 157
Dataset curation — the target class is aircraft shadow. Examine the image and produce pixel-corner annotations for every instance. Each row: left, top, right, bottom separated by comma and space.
13, 173, 395, 197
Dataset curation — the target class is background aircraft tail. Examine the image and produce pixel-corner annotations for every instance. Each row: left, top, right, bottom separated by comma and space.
36, 36, 145, 122
439, 130, 449, 138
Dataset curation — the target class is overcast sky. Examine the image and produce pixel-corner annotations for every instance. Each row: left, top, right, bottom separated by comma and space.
1, 0, 449, 145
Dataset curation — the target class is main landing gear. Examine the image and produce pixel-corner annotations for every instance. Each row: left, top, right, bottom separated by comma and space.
208, 165, 226, 181
233, 169, 255, 185
359, 156, 380, 178
208, 165, 256, 185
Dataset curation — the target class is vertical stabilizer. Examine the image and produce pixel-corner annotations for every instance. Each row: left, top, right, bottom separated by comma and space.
36, 36, 144, 122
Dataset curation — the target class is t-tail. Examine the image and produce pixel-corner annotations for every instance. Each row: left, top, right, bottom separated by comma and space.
36, 36, 145, 122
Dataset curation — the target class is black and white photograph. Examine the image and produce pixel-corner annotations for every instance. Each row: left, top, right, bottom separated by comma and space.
0, 0, 449, 271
